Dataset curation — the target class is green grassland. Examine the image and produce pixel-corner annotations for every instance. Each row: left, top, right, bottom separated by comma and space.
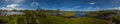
0, 9, 120, 24
0, 15, 108, 24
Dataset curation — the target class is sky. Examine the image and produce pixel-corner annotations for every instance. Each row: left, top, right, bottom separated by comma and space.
0, 0, 120, 11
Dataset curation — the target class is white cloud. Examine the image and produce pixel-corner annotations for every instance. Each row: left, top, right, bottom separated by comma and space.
2, 0, 25, 11
87, 6, 100, 11
87, 7, 92, 9
64, 8, 74, 11
108, 8, 115, 10
74, 6, 80, 8
96, 7, 100, 10
62, 7, 65, 8
31, 2, 39, 6
14, 8, 25, 10
0, 4, 25, 10
90, 2, 95, 5
108, 7, 120, 10
6, 4, 19, 8
0, 7, 13, 10
0, 7, 25, 10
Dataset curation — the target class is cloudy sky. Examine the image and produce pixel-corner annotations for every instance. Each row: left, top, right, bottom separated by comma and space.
0, 0, 120, 11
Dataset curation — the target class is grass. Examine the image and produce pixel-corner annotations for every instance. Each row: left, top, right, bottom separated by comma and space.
66, 17, 108, 24
114, 16, 120, 21
0, 15, 108, 24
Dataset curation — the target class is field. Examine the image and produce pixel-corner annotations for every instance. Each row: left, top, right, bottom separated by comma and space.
0, 10, 120, 24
